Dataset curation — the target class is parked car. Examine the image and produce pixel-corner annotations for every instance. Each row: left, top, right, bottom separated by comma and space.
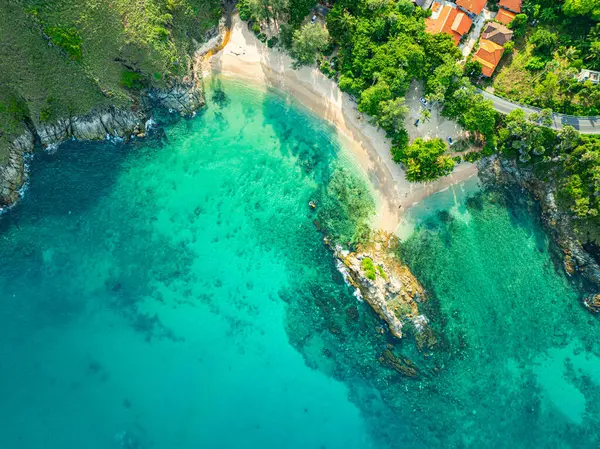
414, 119, 420, 127
419, 97, 428, 107
448, 136, 454, 145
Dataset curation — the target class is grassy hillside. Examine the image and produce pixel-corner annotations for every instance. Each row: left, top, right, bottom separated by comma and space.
0, 0, 221, 161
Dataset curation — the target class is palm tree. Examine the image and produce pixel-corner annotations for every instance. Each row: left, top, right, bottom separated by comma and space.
420, 108, 432, 123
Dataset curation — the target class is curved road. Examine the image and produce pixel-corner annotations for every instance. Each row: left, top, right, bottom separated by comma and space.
478, 90, 600, 134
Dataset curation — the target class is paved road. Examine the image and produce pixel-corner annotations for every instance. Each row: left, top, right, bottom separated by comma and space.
479, 90, 600, 134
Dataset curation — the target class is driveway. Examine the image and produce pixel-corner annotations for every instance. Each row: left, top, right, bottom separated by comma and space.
460, 8, 496, 58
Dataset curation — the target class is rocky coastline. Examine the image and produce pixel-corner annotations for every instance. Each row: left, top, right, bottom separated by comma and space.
478, 156, 600, 312
0, 20, 227, 211
332, 231, 437, 350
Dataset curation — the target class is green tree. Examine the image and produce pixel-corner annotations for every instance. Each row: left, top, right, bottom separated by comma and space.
563, 0, 600, 20
376, 97, 408, 135
245, 0, 289, 23
420, 108, 432, 123
358, 80, 392, 117
461, 96, 496, 139
463, 59, 483, 81
392, 138, 454, 182
557, 125, 580, 152
529, 29, 558, 55
291, 23, 329, 66
508, 13, 528, 37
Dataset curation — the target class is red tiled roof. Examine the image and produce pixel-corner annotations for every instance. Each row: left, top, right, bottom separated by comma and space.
499, 0, 521, 13
425, 2, 472, 45
495, 8, 516, 25
451, 12, 473, 35
456, 0, 487, 15
473, 39, 505, 77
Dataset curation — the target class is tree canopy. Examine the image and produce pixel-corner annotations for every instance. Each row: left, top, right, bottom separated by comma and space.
291, 23, 329, 66
391, 138, 454, 182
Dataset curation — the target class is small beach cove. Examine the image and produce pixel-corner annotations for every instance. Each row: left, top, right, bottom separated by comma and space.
207, 15, 478, 233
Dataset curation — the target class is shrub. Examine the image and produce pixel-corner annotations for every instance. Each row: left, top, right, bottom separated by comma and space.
267, 36, 279, 48
252, 23, 261, 35
361, 257, 377, 281
120, 70, 145, 89
237, 0, 252, 21
377, 265, 388, 280
525, 56, 547, 71
44, 26, 82, 61
464, 151, 483, 162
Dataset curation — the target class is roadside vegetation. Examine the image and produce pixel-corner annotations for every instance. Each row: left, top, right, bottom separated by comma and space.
492, 0, 600, 115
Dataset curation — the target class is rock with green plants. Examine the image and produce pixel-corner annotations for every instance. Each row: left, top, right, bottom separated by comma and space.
333, 231, 434, 347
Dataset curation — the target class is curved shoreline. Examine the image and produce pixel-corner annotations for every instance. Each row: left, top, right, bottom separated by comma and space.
207, 15, 478, 232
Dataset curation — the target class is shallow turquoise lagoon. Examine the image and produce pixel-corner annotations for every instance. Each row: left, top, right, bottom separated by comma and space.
0, 79, 599, 449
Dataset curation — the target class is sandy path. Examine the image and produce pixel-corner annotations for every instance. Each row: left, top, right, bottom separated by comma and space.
207, 16, 478, 232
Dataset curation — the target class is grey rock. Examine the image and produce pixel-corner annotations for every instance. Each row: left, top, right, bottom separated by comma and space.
478, 155, 600, 289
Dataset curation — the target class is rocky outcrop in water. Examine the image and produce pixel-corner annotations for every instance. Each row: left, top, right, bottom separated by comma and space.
333, 231, 436, 349
478, 156, 600, 308
584, 294, 600, 313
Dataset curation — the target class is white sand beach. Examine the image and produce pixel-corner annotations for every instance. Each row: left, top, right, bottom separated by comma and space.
207, 16, 478, 232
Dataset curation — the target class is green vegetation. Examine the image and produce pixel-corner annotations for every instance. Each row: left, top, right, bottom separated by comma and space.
495, 108, 600, 237
392, 138, 454, 182
493, 0, 600, 115
291, 23, 329, 66
43, 26, 83, 61
0, 0, 221, 160
361, 257, 377, 281
120, 71, 146, 90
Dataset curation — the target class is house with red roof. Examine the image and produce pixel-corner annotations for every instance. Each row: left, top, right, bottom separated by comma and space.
499, 0, 521, 13
425, 1, 473, 45
472, 23, 511, 77
496, 0, 521, 25
456, 0, 487, 16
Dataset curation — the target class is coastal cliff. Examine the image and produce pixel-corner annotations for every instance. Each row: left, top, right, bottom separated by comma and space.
0, 0, 226, 210
0, 81, 206, 209
332, 231, 436, 350
478, 156, 600, 311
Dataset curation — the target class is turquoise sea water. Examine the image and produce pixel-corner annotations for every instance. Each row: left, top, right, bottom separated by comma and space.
0, 78, 599, 449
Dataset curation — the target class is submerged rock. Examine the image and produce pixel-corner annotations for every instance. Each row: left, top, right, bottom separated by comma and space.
333, 231, 434, 346
583, 293, 600, 313
380, 349, 419, 378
